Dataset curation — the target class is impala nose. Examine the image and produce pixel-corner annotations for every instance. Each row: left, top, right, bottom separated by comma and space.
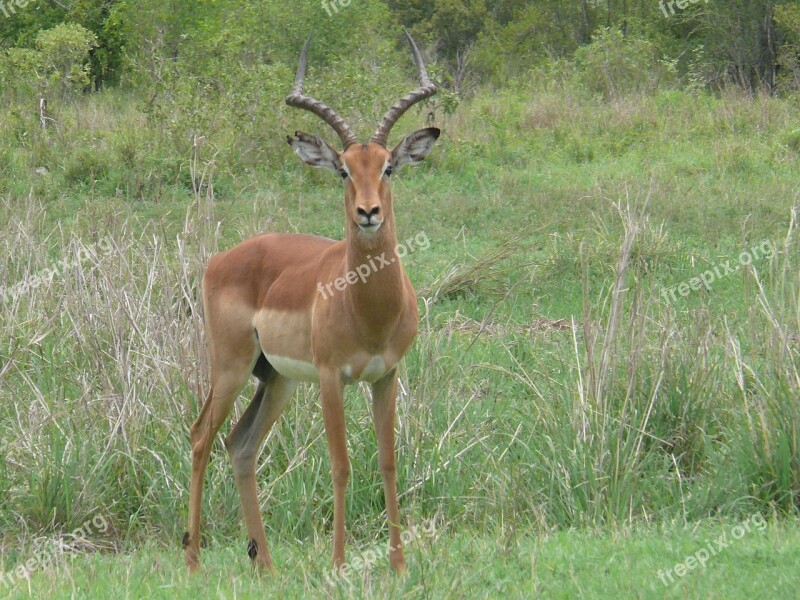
357, 206, 380, 220
357, 205, 382, 230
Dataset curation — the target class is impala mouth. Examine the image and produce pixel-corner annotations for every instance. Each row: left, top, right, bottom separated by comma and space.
358, 221, 382, 234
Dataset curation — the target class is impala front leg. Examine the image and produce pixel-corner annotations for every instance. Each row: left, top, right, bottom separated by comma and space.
320, 369, 349, 567
372, 369, 405, 572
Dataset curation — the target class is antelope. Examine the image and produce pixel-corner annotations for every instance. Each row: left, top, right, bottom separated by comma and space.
183, 31, 440, 574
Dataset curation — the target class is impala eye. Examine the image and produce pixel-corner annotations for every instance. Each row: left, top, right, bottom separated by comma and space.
339, 168, 348, 179
384, 165, 393, 177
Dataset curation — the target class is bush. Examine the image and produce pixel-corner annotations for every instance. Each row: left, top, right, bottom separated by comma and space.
775, 3, 800, 92
574, 29, 676, 99
35, 23, 98, 97
0, 48, 44, 102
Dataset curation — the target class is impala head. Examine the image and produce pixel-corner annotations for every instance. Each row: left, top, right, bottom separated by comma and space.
286, 30, 440, 236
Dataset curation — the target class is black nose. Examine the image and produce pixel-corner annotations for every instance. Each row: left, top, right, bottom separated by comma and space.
357, 206, 380, 220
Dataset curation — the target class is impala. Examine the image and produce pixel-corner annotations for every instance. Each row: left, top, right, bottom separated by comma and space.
184, 31, 439, 574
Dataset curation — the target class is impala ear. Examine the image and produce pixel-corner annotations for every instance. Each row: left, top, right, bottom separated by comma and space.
390, 127, 440, 169
287, 131, 341, 172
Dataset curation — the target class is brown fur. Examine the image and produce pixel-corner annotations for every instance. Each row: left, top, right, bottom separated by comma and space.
184, 142, 430, 574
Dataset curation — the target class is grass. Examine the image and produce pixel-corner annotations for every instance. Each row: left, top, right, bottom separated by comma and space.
1, 74, 800, 597
3, 521, 800, 598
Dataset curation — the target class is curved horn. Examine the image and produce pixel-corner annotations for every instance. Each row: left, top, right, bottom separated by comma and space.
371, 29, 437, 147
285, 36, 358, 149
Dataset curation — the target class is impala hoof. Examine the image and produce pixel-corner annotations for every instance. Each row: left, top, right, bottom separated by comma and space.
247, 538, 258, 559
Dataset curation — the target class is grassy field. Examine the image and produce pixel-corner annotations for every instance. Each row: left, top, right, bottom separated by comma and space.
3, 521, 800, 599
2, 79, 800, 597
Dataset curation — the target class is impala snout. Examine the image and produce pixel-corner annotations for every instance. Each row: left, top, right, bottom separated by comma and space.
356, 204, 383, 232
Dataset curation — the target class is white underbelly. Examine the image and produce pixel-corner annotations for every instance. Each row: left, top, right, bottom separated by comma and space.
264, 354, 390, 384
265, 354, 320, 383
356, 355, 387, 383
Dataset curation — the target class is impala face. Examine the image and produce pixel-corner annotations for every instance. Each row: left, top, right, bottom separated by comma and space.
341, 144, 392, 235
288, 130, 440, 240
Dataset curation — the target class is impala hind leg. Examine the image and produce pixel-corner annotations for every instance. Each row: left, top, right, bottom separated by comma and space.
372, 370, 405, 572
185, 354, 254, 573
225, 371, 297, 572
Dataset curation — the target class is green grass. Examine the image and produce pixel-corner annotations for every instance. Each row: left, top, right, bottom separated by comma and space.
3, 521, 799, 598
2, 76, 800, 597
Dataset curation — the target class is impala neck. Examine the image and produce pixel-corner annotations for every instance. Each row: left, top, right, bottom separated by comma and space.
343, 187, 405, 343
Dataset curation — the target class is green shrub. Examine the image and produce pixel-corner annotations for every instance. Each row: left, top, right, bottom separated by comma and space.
0, 48, 44, 102
35, 23, 98, 97
574, 29, 676, 99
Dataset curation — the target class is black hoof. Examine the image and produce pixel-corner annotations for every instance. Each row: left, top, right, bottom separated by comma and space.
247, 539, 258, 559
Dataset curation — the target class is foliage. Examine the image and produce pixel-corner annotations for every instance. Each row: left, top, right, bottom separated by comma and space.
775, 3, 800, 91
66, 0, 127, 86
573, 29, 675, 99
35, 23, 98, 97
0, 0, 795, 94
0, 48, 44, 101
471, 3, 582, 86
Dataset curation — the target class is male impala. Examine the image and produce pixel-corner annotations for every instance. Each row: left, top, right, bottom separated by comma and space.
184, 31, 439, 574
